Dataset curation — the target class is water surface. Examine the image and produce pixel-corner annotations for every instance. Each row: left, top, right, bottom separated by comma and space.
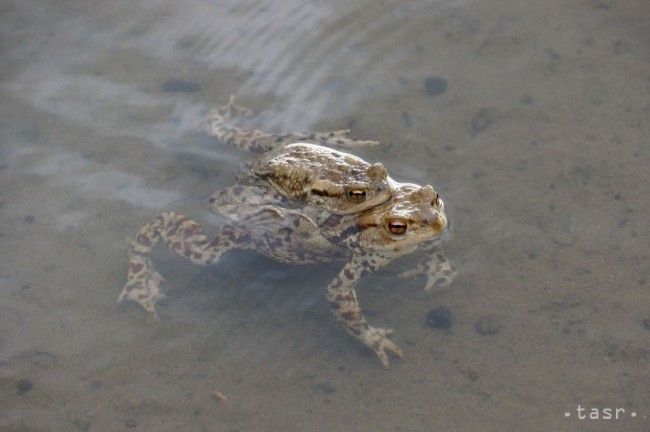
1, 1, 648, 431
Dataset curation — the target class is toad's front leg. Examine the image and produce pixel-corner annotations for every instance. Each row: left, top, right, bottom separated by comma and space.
398, 250, 457, 291
325, 254, 403, 368
210, 186, 317, 228
118, 212, 250, 319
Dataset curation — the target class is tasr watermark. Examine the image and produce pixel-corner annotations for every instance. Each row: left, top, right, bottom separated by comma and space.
564, 404, 644, 421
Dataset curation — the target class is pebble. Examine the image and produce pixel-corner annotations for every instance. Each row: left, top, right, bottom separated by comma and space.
465, 369, 479, 382
23, 215, 35, 224
162, 79, 201, 93
401, 112, 414, 128
474, 316, 503, 335
520, 95, 534, 105
124, 418, 138, 428
17, 378, 33, 394
642, 318, 650, 331
73, 418, 91, 432
424, 76, 448, 97
315, 382, 337, 394
12, 350, 58, 367
425, 307, 453, 329
551, 212, 575, 246
470, 109, 493, 137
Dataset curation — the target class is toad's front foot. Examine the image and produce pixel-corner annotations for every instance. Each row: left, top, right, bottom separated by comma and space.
361, 327, 404, 368
118, 258, 166, 320
398, 253, 457, 291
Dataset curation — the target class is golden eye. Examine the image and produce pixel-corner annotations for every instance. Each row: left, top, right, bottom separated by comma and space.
347, 188, 367, 203
387, 219, 408, 235
432, 192, 442, 207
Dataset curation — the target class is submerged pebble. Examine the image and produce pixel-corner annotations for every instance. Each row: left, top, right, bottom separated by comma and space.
402, 111, 414, 128
162, 79, 201, 93
470, 109, 494, 137
73, 418, 91, 432
424, 76, 448, 96
425, 307, 453, 329
315, 381, 337, 394
551, 212, 575, 245
17, 378, 33, 394
12, 350, 58, 367
474, 316, 503, 335
124, 418, 138, 428
643, 318, 650, 331
520, 95, 534, 105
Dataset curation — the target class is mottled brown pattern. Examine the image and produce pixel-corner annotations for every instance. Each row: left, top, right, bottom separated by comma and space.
118, 99, 456, 367
208, 97, 392, 216
136, 234, 152, 247
340, 311, 360, 321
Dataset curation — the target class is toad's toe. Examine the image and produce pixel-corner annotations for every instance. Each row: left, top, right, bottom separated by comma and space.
118, 269, 166, 320
363, 327, 404, 368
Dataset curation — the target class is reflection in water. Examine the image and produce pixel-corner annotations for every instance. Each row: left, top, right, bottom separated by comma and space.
5, 0, 465, 135
30, 153, 180, 208
0, 0, 648, 431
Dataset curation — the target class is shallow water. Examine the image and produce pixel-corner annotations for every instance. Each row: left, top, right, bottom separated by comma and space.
1, 1, 648, 431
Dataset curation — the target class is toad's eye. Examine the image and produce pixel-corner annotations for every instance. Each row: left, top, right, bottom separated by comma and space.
387, 219, 408, 235
431, 192, 441, 207
347, 189, 367, 203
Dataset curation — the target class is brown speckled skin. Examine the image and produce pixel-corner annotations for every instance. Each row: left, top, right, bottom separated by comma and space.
208, 97, 392, 215
253, 143, 391, 215
118, 99, 456, 367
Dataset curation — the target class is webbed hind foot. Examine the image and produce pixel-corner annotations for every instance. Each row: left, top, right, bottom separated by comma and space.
361, 327, 404, 368
118, 256, 166, 320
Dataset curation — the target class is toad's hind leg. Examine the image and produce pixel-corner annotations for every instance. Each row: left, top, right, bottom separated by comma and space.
326, 254, 403, 368
118, 212, 250, 319
208, 97, 295, 153
208, 96, 379, 153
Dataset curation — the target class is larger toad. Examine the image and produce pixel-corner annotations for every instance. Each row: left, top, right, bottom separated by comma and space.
209, 97, 392, 215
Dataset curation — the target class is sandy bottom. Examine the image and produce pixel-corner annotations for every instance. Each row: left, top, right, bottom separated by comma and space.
0, 0, 648, 431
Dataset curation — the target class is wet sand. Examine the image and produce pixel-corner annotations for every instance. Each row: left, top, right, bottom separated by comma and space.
0, 0, 648, 431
